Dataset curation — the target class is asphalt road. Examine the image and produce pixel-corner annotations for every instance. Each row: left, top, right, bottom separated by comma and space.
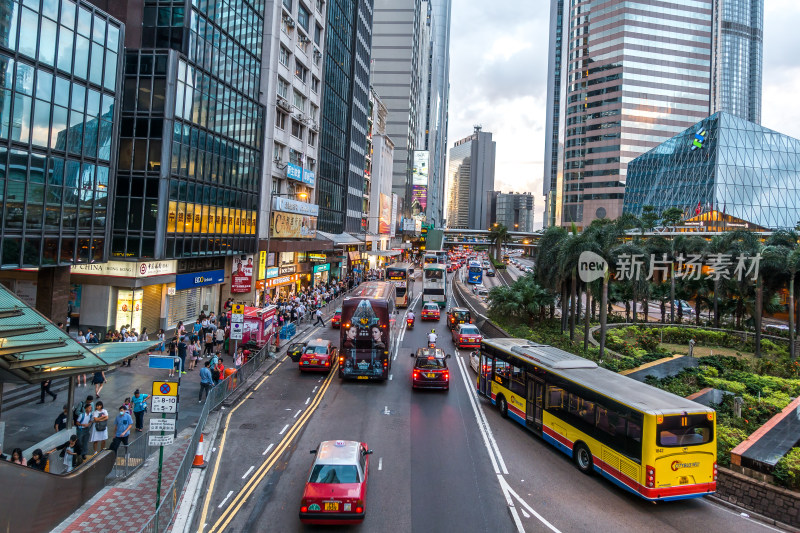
192, 271, 778, 533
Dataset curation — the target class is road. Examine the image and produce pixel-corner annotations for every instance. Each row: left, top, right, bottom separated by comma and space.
192, 272, 777, 533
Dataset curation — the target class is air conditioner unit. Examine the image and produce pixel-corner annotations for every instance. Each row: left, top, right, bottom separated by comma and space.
273, 157, 282, 164
277, 97, 292, 112
283, 15, 295, 27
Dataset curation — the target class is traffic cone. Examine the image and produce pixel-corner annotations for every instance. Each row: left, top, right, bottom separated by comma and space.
192, 434, 207, 469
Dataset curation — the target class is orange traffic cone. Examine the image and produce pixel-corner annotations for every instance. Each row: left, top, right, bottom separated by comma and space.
192, 434, 207, 469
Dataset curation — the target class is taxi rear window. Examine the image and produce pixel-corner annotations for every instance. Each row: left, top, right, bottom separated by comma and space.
460, 326, 479, 335
309, 464, 360, 483
416, 357, 445, 369
305, 346, 328, 354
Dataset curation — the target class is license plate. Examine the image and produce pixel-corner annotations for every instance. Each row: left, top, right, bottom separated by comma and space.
426, 373, 435, 378
357, 376, 369, 380
311, 359, 318, 364
324, 502, 339, 511
679, 476, 688, 485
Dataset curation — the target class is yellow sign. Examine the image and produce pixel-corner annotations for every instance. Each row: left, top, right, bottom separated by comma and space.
258, 251, 267, 280
232, 303, 245, 314
152, 381, 178, 397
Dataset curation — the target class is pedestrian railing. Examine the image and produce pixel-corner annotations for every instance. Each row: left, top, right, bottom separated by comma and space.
107, 431, 153, 481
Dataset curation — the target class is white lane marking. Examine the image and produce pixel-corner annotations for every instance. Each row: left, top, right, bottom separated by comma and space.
305, 397, 311, 405
293, 409, 302, 418
500, 476, 562, 533
453, 353, 500, 475
242, 466, 255, 479
378, 457, 383, 470
521, 509, 530, 519
279, 424, 289, 435
496, 474, 524, 533
455, 350, 508, 474
217, 490, 234, 508
318, 377, 323, 382
383, 405, 390, 415
312, 386, 318, 393
389, 374, 393, 381
262, 443, 274, 456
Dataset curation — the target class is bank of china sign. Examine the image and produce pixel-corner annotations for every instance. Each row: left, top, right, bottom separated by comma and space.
72, 261, 177, 278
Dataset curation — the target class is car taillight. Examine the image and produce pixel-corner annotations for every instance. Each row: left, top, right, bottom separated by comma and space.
339, 356, 344, 365
356, 506, 363, 513
413, 371, 419, 378
713, 461, 718, 481
443, 371, 449, 380
646, 465, 655, 488
325, 361, 330, 366
301, 505, 308, 513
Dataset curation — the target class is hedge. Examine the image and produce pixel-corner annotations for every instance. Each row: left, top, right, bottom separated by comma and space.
774, 448, 800, 490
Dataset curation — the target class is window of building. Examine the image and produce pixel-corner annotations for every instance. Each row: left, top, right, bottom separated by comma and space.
310, 103, 318, 121
289, 148, 302, 166
316, 0, 324, 13
279, 46, 290, 67
297, 3, 310, 32
314, 24, 322, 46
275, 111, 286, 130
277, 77, 289, 99
294, 60, 308, 83
308, 131, 316, 147
283, 0, 293, 11
272, 178, 280, 194
293, 90, 305, 112
306, 157, 315, 172
273, 141, 284, 162
291, 119, 304, 140
311, 76, 320, 94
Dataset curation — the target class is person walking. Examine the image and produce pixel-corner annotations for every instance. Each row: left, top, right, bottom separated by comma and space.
157, 329, 166, 353
91, 370, 106, 398
131, 389, 148, 432
314, 308, 325, 327
27, 449, 46, 471
199, 361, 214, 403
109, 405, 133, 454
52, 435, 81, 473
178, 336, 188, 374
90, 401, 109, 454
215, 326, 225, 354
54, 404, 69, 433
204, 329, 214, 356
38, 378, 57, 404
76, 403, 93, 457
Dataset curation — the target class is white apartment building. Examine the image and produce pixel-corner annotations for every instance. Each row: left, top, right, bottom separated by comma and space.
367, 88, 395, 255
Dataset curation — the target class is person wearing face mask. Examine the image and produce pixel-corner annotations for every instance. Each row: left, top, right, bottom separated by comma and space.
109, 405, 134, 454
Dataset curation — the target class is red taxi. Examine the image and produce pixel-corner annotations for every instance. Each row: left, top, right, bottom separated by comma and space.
452, 324, 482, 349
421, 302, 441, 321
300, 440, 372, 525
410, 348, 451, 390
331, 308, 342, 328
299, 339, 337, 372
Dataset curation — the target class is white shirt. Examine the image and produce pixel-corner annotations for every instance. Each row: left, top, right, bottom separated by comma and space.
428, 333, 437, 343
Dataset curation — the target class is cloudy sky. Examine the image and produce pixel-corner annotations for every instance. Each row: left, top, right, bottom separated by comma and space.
447, 0, 800, 229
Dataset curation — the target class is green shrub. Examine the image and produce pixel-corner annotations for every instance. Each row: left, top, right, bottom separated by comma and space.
716, 425, 748, 467
774, 448, 800, 490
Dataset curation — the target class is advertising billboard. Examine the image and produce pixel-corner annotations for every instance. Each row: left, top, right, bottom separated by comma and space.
231, 254, 254, 293
413, 151, 429, 186
411, 185, 427, 220
270, 212, 317, 239
379, 193, 391, 234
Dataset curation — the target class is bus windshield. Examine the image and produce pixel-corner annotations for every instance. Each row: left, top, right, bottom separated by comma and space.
386, 269, 407, 281
657, 414, 714, 447
425, 269, 444, 280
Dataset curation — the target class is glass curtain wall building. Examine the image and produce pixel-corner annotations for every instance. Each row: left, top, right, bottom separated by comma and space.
318, 0, 374, 234
0, 0, 122, 269
542, 0, 564, 228
445, 127, 496, 230
623, 112, 800, 230
112, 0, 264, 260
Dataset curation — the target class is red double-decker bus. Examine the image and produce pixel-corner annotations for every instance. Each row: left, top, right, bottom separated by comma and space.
338, 282, 398, 381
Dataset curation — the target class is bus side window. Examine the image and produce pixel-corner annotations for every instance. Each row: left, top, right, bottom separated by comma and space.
547, 386, 564, 411
509, 366, 525, 395
626, 416, 643, 460
494, 358, 510, 384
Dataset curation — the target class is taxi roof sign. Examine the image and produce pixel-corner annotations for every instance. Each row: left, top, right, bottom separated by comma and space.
152, 380, 178, 397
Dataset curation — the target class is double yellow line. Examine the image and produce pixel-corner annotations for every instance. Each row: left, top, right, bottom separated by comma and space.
199, 362, 339, 532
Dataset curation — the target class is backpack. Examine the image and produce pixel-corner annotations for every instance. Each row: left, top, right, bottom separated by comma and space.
211, 367, 220, 381
72, 402, 84, 424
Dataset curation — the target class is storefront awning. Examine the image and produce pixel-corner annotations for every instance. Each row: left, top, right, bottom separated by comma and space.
0, 284, 158, 383
365, 250, 402, 257
88, 341, 160, 366
316, 231, 363, 246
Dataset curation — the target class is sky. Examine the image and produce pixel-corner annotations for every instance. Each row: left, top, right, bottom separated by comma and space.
446, 0, 800, 229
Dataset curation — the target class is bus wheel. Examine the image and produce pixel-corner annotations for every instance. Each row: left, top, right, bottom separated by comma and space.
573, 443, 593, 474
498, 396, 508, 418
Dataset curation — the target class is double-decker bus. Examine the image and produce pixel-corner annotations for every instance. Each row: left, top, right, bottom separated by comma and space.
423, 253, 439, 265
422, 263, 447, 308
338, 282, 399, 381
385, 262, 414, 308
467, 260, 483, 284
476, 338, 717, 501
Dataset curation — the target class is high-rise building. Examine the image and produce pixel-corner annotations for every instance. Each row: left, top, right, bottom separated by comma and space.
371, 0, 422, 213
366, 87, 395, 258
711, 0, 763, 123
317, 0, 374, 235
544, 0, 764, 229
446, 127, 496, 230
495, 193, 536, 233
424, 0, 451, 228
0, 0, 123, 321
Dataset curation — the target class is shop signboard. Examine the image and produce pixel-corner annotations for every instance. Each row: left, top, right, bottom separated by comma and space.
302, 168, 316, 186
286, 162, 303, 182
391, 194, 398, 238
313, 263, 330, 274
116, 289, 143, 330
272, 196, 319, 217
258, 251, 267, 280
309, 253, 327, 262
266, 267, 279, 278
231, 255, 254, 293
279, 265, 296, 275
379, 194, 391, 234
270, 212, 317, 239
175, 270, 225, 290
411, 185, 427, 221
264, 273, 302, 289
72, 260, 177, 278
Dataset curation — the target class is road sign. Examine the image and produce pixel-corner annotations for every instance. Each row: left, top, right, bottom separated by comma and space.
230, 321, 243, 340
230, 313, 243, 323
152, 380, 178, 397
232, 303, 244, 314
151, 395, 178, 413
148, 355, 174, 370
149, 418, 176, 433
149, 434, 175, 447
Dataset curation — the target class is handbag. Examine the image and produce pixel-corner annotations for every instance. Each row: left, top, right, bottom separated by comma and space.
95, 418, 107, 431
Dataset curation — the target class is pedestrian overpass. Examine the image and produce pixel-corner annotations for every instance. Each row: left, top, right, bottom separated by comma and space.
441, 229, 541, 253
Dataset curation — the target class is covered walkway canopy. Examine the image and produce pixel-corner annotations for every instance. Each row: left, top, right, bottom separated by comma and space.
0, 284, 156, 384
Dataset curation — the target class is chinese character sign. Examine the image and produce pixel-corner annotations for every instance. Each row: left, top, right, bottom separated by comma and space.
611, 253, 761, 282
231, 255, 254, 293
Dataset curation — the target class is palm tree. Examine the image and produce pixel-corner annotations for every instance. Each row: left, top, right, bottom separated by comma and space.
488, 223, 511, 263
557, 226, 593, 340
788, 248, 800, 360
535, 226, 569, 321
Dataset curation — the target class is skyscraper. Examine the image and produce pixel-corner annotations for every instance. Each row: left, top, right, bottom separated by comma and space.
542, 0, 564, 229
446, 127, 496, 230
495, 193, 536, 233
317, 0, 374, 234
711, 0, 763, 123
371, 0, 422, 214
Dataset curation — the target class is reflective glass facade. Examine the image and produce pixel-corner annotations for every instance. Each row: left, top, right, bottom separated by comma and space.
623, 112, 800, 230
112, 0, 264, 259
318, 0, 373, 234
0, 0, 122, 268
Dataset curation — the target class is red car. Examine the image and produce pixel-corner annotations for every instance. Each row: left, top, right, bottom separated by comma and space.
452, 324, 482, 349
299, 339, 336, 372
331, 308, 342, 328
421, 302, 440, 321
300, 440, 373, 525
410, 348, 450, 390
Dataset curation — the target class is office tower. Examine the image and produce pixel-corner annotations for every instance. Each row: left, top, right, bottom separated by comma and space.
366, 87, 395, 253
545, 0, 714, 228
495, 193, 536, 233
711, 0, 763, 123
0, 0, 123, 320
425, 0, 451, 228
371, 0, 422, 213
317, 0, 374, 235
446, 127, 496, 230
542, 0, 564, 228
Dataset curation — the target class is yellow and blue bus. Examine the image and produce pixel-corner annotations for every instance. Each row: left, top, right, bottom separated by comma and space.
476, 338, 717, 501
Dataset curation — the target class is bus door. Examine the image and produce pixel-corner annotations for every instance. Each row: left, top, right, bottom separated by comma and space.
526, 374, 544, 432
478, 352, 492, 396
